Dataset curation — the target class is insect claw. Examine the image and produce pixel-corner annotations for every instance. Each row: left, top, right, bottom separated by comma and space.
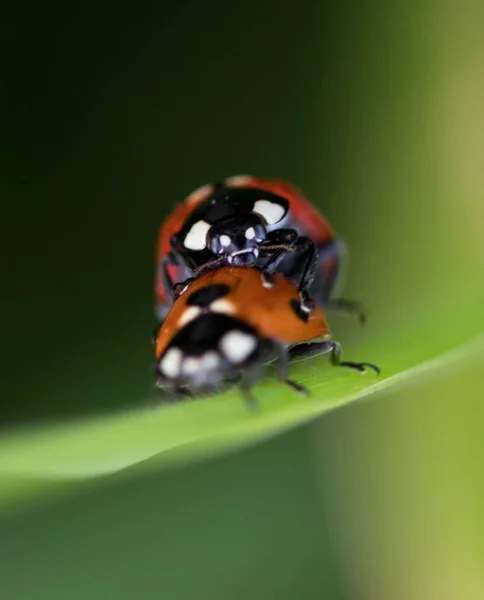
242, 389, 259, 412
340, 361, 380, 375
284, 379, 310, 396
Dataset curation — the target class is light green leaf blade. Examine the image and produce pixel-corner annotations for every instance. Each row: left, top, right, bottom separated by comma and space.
0, 309, 482, 509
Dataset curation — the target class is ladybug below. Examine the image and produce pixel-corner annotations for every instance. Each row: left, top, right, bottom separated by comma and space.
152, 266, 379, 405
155, 175, 365, 322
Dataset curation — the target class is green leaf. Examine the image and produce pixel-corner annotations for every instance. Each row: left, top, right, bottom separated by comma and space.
0, 311, 482, 510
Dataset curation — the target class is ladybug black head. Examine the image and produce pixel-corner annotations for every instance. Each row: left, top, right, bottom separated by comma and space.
178, 187, 289, 259
155, 313, 273, 393
208, 213, 267, 266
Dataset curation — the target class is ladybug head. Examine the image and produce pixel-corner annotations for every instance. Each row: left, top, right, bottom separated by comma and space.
207, 213, 267, 266
155, 312, 273, 393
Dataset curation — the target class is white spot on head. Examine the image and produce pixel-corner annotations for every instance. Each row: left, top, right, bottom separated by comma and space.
225, 175, 253, 187
245, 227, 256, 240
182, 357, 200, 375
179, 351, 222, 384
253, 199, 285, 225
202, 351, 220, 370
186, 183, 213, 205
184, 220, 211, 251
159, 347, 182, 378
220, 330, 258, 364
178, 306, 202, 327
209, 298, 236, 315
219, 234, 232, 247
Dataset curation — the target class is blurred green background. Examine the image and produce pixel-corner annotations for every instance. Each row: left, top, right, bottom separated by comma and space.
1, 0, 483, 598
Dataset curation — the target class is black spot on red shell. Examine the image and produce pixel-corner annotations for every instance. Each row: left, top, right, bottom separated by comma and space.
187, 284, 230, 307
169, 313, 260, 356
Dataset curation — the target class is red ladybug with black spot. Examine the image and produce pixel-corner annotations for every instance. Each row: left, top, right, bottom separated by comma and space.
152, 266, 379, 405
155, 175, 365, 322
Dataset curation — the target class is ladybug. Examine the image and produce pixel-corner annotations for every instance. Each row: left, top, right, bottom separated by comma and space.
152, 266, 379, 405
155, 175, 364, 322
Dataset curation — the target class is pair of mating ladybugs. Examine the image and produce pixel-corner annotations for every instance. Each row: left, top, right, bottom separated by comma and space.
152, 175, 379, 404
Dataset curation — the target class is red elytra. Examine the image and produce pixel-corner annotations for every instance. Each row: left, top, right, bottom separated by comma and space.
155, 175, 342, 320
154, 265, 331, 361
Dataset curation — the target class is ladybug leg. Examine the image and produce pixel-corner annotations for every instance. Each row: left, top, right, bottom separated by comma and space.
154, 375, 198, 402
312, 240, 366, 323
172, 277, 196, 299
240, 366, 263, 411
288, 340, 380, 375
261, 231, 318, 312
261, 246, 290, 273
325, 298, 367, 324
169, 238, 200, 271
338, 360, 380, 375
268, 235, 318, 313
327, 341, 380, 375
161, 247, 198, 302
283, 378, 309, 395
259, 229, 299, 274
161, 254, 176, 299
155, 254, 179, 320
264, 228, 299, 245
275, 344, 310, 396
291, 236, 318, 308
260, 229, 298, 255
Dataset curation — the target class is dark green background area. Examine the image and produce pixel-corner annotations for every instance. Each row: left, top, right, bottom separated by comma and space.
1, 1, 483, 599
0, 428, 346, 600
1, 0, 330, 423
0, 0, 456, 424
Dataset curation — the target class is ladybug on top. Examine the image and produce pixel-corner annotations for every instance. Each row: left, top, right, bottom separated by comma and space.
155, 175, 365, 323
